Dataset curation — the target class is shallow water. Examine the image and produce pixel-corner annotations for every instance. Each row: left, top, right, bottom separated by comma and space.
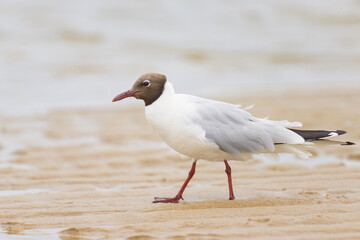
0, 228, 63, 240
0, 0, 359, 115
0, 188, 51, 197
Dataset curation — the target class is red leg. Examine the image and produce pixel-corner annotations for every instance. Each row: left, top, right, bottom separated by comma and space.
224, 160, 235, 200
153, 160, 197, 203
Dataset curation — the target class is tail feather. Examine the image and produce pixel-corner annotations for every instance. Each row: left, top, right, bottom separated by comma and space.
288, 129, 346, 141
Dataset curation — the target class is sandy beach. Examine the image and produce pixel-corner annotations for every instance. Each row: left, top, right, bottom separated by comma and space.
1, 88, 359, 240
1, 1, 360, 239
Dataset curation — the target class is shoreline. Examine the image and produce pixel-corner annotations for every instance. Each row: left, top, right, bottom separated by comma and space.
0, 88, 359, 239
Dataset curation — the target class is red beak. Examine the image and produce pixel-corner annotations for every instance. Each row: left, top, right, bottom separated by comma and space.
112, 90, 135, 102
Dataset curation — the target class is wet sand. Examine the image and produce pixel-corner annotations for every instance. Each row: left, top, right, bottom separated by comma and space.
1, 88, 360, 239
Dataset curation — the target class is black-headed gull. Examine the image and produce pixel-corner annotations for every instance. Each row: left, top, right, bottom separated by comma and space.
112, 73, 350, 203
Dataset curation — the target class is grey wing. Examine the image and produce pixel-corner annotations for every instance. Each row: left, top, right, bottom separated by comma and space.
183, 95, 304, 157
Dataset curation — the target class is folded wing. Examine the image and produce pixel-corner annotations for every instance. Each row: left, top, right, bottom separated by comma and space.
183, 95, 305, 157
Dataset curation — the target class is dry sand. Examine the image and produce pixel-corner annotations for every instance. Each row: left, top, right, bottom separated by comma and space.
1, 88, 360, 240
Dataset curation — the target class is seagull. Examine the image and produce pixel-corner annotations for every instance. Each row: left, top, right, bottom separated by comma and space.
112, 73, 352, 203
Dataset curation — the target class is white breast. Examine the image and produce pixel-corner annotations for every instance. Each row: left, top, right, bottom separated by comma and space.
145, 82, 228, 161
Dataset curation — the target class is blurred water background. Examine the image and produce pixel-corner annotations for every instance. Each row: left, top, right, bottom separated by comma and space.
0, 0, 359, 115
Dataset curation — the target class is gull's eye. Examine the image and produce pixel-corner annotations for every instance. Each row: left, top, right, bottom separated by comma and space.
143, 80, 151, 87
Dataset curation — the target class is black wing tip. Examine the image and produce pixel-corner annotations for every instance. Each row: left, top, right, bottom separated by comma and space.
288, 128, 348, 140
341, 141, 356, 146
335, 130, 347, 135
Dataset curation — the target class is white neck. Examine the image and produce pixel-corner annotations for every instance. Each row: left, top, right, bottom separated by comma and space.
144, 81, 175, 110
163, 81, 175, 95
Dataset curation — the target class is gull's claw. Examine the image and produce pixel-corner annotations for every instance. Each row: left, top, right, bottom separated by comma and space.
153, 196, 182, 203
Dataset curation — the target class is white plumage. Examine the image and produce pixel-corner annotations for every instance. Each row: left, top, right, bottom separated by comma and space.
145, 81, 305, 161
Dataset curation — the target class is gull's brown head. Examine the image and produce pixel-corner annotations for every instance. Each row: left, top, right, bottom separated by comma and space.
112, 73, 167, 106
